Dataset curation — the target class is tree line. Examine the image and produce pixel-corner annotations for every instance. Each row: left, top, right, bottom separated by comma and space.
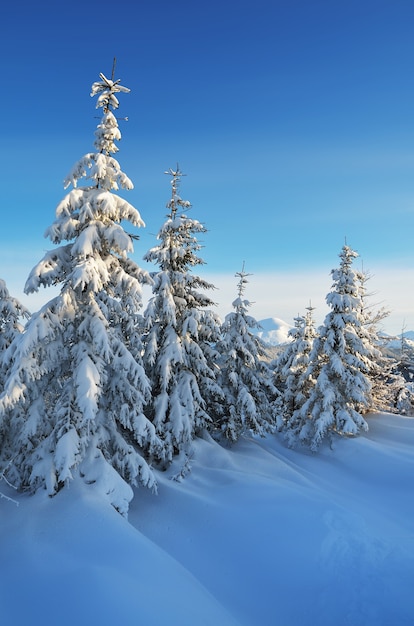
0, 68, 412, 514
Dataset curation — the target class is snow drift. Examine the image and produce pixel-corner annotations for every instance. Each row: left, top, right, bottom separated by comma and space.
0, 412, 413, 626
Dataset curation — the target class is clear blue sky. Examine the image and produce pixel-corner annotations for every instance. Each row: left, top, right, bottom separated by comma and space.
1, 0, 413, 334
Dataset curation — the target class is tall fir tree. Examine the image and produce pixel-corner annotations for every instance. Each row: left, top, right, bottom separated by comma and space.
287, 244, 379, 451
275, 304, 318, 439
0, 280, 30, 461
357, 268, 390, 411
214, 266, 278, 442
396, 326, 414, 382
0, 66, 161, 515
380, 327, 414, 415
0, 279, 30, 361
143, 167, 223, 466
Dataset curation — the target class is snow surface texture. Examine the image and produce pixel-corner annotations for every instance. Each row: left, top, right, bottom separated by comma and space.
0, 412, 413, 626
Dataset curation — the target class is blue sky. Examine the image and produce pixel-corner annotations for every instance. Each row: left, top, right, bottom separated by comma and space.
1, 0, 414, 334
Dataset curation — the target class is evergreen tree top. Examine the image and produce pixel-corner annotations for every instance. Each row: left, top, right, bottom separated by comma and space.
338, 244, 359, 267
90, 60, 130, 113
63, 62, 133, 189
232, 264, 253, 314
235, 264, 252, 298
165, 166, 191, 219
305, 301, 316, 315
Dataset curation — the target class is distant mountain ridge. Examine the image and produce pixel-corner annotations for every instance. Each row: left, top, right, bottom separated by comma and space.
254, 317, 293, 346
255, 318, 414, 347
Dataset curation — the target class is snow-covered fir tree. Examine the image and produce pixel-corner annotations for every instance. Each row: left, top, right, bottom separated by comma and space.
272, 313, 305, 389
0, 280, 30, 463
287, 244, 380, 451
274, 304, 318, 438
0, 66, 161, 514
357, 269, 391, 411
390, 372, 414, 415
377, 327, 414, 415
0, 279, 30, 361
214, 266, 278, 443
396, 327, 414, 383
143, 166, 223, 466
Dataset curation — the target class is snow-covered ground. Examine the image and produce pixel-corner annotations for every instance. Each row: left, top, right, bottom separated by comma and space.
1, 412, 413, 626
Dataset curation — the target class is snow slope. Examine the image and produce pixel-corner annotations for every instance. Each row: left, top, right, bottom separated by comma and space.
0, 412, 413, 626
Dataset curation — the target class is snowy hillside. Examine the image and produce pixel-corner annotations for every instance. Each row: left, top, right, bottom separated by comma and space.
254, 317, 293, 345
1, 412, 413, 626
256, 319, 414, 349
379, 332, 414, 352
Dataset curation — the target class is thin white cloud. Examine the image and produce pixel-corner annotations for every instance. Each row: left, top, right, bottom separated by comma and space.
2, 247, 412, 337
201, 267, 414, 337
